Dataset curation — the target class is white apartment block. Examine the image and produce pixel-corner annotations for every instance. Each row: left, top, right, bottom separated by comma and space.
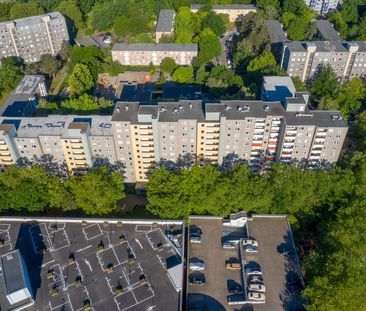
0, 101, 347, 183
281, 41, 366, 82
112, 43, 198, 66
304, 0, 339, 14
0, 12, 69, 63
190, 4, 257, 22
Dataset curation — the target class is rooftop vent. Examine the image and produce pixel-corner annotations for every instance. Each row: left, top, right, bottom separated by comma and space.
295, 113, 313, 117
331, 115, 342, 120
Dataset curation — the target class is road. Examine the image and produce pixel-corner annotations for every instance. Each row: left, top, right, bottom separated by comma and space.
217, 29, 238, 67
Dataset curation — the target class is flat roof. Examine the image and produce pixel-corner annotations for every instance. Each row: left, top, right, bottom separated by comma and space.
315, 20, 341, 41
0, 218, 184, 311
187, 214, 303, 311
0, 75, 45, 118
190, 4, 256, 10
263, 76, 296, 94
0, 115, 114, 138
112, 43, 198, 52
156, 9, 175, 33
285, 111, 348, 128
265, 20, 288, 43
1, 250, 26, 295
0, 12, 64, 30
206, 101, 285, 120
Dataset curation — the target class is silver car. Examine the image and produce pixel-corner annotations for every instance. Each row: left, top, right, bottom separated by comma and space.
189, 258, 205, 271
248, 283, 266, 292
248, 292, 266, 302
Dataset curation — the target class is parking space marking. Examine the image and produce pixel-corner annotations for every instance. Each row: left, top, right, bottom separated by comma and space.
75, 245, 92, 253
48, 222, 66, 230
135, 238, 143, 249
135, 225, 152, 232
0, 224, 11, 248
105, 276, 115, 295
82, 224, 102, 240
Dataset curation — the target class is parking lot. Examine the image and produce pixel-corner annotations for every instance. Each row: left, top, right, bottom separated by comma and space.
187, 215, 303, 311
187, 217, 247, 311
0, 219, 184, 311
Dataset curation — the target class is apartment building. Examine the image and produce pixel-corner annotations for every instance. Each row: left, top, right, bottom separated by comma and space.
0, 12, 69, 63
304, 0, 339, 14
155, 9, 175, 43
280, 41, 366, 82
279, 111, 347, 167
0, 101, 347, 182
190, 4, 257, 22
112, 43, 198, 66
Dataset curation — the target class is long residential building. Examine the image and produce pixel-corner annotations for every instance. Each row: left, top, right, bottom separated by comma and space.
190, 4, 256, 22
0, 12, 69, 63
280, 41, 366, 82
0, 100, 347, 182
112, 43, 198, 66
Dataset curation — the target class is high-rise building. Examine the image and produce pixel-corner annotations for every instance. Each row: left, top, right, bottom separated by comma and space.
0, 100, 347, 182
0, 12, 69, 63
304, 0, 339, 14
280, 41, 366, 82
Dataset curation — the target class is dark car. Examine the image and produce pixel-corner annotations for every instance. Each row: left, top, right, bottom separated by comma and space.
190, 225, 203, 237
227, 280, 243, 294
189, 272, 206, 285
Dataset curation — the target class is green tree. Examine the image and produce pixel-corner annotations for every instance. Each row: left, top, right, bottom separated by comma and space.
9, 1, 44, 20
68, 64, 94, 96
303, 200, 366, 311
292, 76, 306, 92
201, 11, 226, 37
69, 167, 125, 215
160, 57, 178, 74
172, 66, 194, 83
56, 0, 84, 32
195, 28, 221, 65
336, 78, 366, 119
246, 51, 277, 72
0, 166, 53, 212
310, 66, 340, 101
174, 6, 197, 43
0, 57, 23, 95
59, 41, 71, 62
60, 94, 113, 111
40, 54, 60, 78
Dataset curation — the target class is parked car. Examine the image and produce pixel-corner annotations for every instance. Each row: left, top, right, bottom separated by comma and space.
249, 275, 264, 284
244, 245, 258, 253
248, 292, 266, 302
248, 284, 266, 293
223, 242, 236, 249
228, 282, 243, 294
242, 239, 258, 247
189, 226, 202, 237
189, 258, 205, 271
190, 235, 202, 244
189, 273, 205, 285
245, 267, 262, 275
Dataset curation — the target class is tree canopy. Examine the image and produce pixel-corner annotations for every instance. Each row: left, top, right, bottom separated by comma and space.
68, 64, 94, 96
